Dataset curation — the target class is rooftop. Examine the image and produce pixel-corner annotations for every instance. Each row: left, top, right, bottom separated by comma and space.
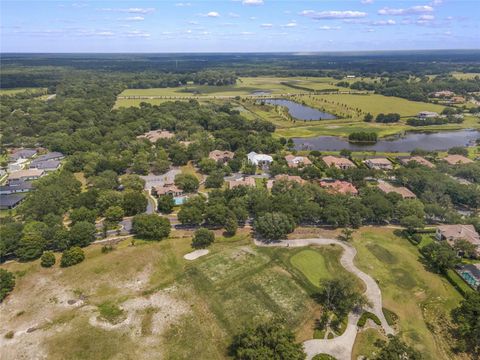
442, 154, 474, 165
8, 169, 44, 180
137, 129, 175, 142
377, 181, 416, 199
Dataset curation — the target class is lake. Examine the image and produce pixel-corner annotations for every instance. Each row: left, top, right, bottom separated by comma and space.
263, 99, 336, 120
293, 129, 480, 152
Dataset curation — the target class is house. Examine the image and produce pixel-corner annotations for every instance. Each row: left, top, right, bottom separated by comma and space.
30, 160, 61, 172
31, 151, 64, 164
0, 194, 26, 210
151, 183, 183, 197
267, 175, 305, 190
228, 177, 256, 189
8, 169, 44, 181
442, 154, 473, 165
398, 156, 435, 168
322, 155, 355, 170
8, 148, 36, 162
319, 180, 358, 195
285, 155, 312, 168
456, 264, 480, 290
436, 224, 480, 256
7, 158, 28, 172
364, 157, 393, 170
247, 152, 273, 168
450, 96, 465, 104
417, 111, 439, 119
0, 181, 33, 195
137, 130, 175, 143
377, 180, 416, 199
209, 150, 234, 164
432, 90, 454, 98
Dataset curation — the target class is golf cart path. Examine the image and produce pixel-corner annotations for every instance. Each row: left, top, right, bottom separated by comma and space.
253, 237, 394, 360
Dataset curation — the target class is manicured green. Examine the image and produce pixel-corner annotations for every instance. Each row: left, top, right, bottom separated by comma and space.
290, 249, 332, 286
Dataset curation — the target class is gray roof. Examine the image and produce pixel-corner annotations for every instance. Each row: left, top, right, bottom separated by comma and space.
9, 149, 36, 161
30, 159, 61, 170
0, 194, 26, 209
0, 182, 33, 192
32, 152, 64, 163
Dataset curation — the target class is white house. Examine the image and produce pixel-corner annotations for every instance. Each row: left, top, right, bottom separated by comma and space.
7, 158, 28, 172
247, 152, 273, 168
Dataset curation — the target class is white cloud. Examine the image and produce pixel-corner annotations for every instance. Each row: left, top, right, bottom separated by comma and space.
261, 23, 273, 28
124, 16, 144, 21
318, 25, 341, 30
361, 0, 374, 4
378, 5, 433, 16
228, 12, 240, 18
240, 31, 255, 35
175, 2, 191, 7
188, 21, 199, 25
201, 11, 220, 17
372, 19, 396, 26
125, 30, 150, 37
300, 10, 367, 19
242, 0, 264, 5
417, 14, 435, 24
283, 22, 297, 27
249, 16, 257, 20
99, 7, 155, 14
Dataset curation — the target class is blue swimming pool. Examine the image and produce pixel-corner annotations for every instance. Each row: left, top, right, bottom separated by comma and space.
460, 271, 480, 287
174, 196, 186, 205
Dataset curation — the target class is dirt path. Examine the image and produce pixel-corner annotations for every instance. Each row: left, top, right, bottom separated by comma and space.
253, 237, 394, 360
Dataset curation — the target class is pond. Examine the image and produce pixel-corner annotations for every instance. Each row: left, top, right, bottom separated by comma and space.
293, 129, 480, 152
251, 91, 271, 96
263, 99, 336, 120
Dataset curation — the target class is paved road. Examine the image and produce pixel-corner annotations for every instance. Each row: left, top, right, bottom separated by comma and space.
254, 237, 394, 360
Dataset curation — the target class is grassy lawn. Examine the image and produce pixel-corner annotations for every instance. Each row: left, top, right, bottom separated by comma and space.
352, 228, 463, 360
352, 328, 386, 359
0, 87, 47, 96
290, 249, 336, 287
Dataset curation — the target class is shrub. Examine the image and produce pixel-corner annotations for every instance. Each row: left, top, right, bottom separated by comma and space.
101, 244, 115, 253
192, 228, 215, 249
40, 251, 56, 268
0, 269, 15, 302
98, 301, 125, 324
382, 308, 398, 326
4, 331, 14, 339
358, 311, 381, 327
60, 247, 85, 267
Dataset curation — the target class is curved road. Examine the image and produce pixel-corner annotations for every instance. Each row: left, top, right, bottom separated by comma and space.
254, 237, 394, 360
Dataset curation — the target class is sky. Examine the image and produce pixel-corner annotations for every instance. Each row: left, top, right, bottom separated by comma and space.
1, 0, 479, 52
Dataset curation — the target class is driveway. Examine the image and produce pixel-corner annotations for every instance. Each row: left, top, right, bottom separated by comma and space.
254, 237, 394, 360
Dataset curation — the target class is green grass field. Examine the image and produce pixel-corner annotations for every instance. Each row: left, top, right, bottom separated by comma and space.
351, 228, 463, 360
0, 87, 47, 96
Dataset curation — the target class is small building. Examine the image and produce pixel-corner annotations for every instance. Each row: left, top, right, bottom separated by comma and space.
30, 159, 61, 172
397, 156, 435, 168
450, 96, 465, 104
8, 169, 44, 182
228, 177, 256, 189
442, 154, 473, 165
267, 174, 305, 190
31, 151, 64, 164
364, 157, 393, 170
285, 155, 312, 168
8, 148, 36, 162
432, 90, 454, 98
0, 194, 26, 210
377, 181, 416, 199
456, 264, 480, 290
322, 155, 355, 170
319, 180, 358, 195
137, 130, 175, 143
0, 181, 33, 195
209, 150, 235, 164
151, 183, 183, 197
247, 152, 273, 168
417, 111, 439, 119
436, 224, 480, 256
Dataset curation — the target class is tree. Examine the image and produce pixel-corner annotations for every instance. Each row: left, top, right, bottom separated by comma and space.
122, 190, 147, 216
198, 158, 218, 174
205, 171, 225, 189
0, 269, 15, 302
174, 173, 199, 193
451, 292, 480, 355
104, 205, 124, 224
448, 146, 468, 156
132, 214, 171, 240
420, 242, 458, 273
374, 335, 423, 360
157, 194, 175, 214
15, 233, 45, 261
254, 212, 296, 240
0, 222, 23, 259
338, 227, 354, 242
178, 204, 204, 226
315, 277, 367, 318
204, 203, 229, 227
60, 247, 85, 267
230, 322, 306, 360
70, 206, 97, 224
97, 190, 123, 214
453, 239, 478, 258
69, 221, 96, 247
191, 228, 215, 249
224, 215, 238, 237
396, 199, 425, 230
40, 251, 56, 268
364, 113, 374, 122
120, 174, 145, 192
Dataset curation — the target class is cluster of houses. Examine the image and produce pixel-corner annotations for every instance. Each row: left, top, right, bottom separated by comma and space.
0, 148, 64, 210
431, 90, 465, 104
